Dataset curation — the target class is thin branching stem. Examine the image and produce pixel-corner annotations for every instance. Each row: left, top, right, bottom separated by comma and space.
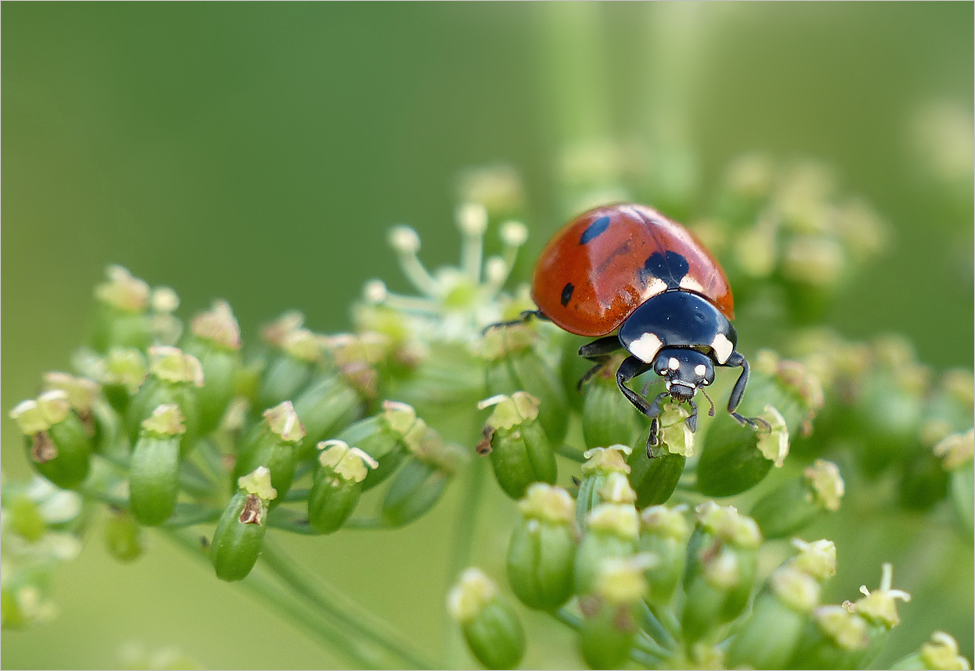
444, 457, 487, 666
259, 540, 435, 670
161, 528, 380, 669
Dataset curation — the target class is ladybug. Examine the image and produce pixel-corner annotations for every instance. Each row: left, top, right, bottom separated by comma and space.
515, 203, 762, 454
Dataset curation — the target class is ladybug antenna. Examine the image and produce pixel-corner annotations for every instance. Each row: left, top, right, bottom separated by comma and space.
699, 387, 716, 417
641, 377, 663, 396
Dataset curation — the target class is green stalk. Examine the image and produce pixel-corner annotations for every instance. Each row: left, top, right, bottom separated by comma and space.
550, 608, 666, 666
638, 601, 678, 650
444, 457, 486, 667
554, 443, 588, 463
259, 540, 434, 670
161, 528, 379, 668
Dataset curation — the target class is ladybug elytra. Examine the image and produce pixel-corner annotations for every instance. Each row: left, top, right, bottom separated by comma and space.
505, 203, 763, 454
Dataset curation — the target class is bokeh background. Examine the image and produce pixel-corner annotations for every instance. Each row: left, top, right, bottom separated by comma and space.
3, 3, 972, 669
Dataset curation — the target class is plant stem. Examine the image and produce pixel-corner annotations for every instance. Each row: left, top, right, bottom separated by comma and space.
550, 608, 666, 667
162, 504, 222, 528
638, 601, 677, 650
645, 600, 681, 642
259, 540, 434, 669
160, 528, 380, 668
555, 443, 588, 463
444, 456, 487, 667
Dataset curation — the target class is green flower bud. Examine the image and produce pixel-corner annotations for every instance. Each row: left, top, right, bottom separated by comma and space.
575, 504, 640, 596
576, 445, 631, 530
182, 301, 241, 435
788, 538, 838, 583
324, 331, 389, 400
790, 605, 871, 669
8, 496, 47, 543
234, 401, 305, 502
892, 631, 972, 671
91, 265, 153, 353
292, 371, 366, 459
42, 373, 100, 430
579, 558, 650, 670
856, 336, 929, 475
211, 467, 278, 582
103, 509, 145, 562
506, 483, 578, 610
697, 352, 822, 496
382, 426, 466, 526
332, 400, 421, 491
559, 333, 595, 411
10, 391, 93, 489
129, 404, 185, 526
384, 341, 486, 419
477, 325, 569, 445
581, 353, 644, 450
257, 327, 327, 410
307, 440, 378, 534
447, 568, 525, 670
751, 459, 845, 538
935, 429, 974, 534
727, 564, 821, 669
682, 502, 763, 643
627, 399, 691, 506
639, 505, 691, 606
97, 347, 149, 415
126, 346, 204, 454
844, 563, 912, 668
476, 392, 557, 499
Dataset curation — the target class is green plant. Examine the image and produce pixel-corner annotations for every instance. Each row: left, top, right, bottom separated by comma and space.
3, 150, 972, 670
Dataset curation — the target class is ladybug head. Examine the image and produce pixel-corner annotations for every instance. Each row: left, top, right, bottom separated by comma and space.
651, 347, 715, 401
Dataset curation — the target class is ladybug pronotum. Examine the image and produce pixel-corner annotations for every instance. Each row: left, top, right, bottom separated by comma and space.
510, 203, 763, 454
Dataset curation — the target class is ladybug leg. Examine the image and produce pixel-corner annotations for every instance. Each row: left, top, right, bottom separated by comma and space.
615, 356, 656, 417
482, 310, 549, 334
724, 352, 772, 433
685, 398, 699, 433
577, 336, 624, 390
644, 393, 671, 455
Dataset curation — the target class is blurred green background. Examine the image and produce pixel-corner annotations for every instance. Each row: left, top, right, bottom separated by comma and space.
3, 3, 972, 669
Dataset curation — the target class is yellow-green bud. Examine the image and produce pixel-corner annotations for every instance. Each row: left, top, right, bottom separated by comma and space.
447, 568, 525, 670
574, 504, 640, 596
307, 440, 377, 534
477, 393, 557, 499
507, 484, 577, 610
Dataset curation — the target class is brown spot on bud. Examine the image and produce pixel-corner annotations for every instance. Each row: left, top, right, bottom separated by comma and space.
342, 362, 378, 398
613, 605, 636, 632
475, 425, 495, 455
238, 494, 265, 525
30, 432, 58, 463
579, 595, 600, 618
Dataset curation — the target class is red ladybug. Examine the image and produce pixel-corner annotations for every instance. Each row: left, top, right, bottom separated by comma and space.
516, 203, 762, 453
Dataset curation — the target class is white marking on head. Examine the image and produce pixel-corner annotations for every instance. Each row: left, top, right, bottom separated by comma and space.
668, 357, 680, 370
711, 333, 734, 364
679, 276, 704, 293
640, 278, 668, 301
628, 332, 662, 363
694, 364, 707, 377
665, 380, 672, 390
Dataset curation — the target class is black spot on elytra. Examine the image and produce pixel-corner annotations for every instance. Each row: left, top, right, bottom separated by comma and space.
579, 216, 611, 244
560, 282, 575, 306
641, 250, 689, 289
